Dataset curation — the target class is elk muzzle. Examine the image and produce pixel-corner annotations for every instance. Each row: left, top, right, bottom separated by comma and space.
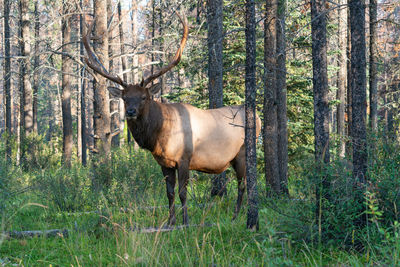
126, 109, 138, 119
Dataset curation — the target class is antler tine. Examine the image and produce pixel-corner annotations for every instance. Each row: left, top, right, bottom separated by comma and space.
141, 13, 188, 87
82, 18, 127, 88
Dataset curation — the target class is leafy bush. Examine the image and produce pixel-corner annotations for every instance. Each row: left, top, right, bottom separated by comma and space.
20, 133, 61, 170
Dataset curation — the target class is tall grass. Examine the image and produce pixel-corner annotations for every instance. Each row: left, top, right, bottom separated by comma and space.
0, 133, 399, 265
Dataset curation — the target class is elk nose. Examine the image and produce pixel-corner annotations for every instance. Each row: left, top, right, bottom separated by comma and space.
126, 109, 137, 117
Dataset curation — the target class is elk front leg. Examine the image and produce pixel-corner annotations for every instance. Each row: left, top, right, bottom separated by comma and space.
178, 162, 189, 225
162, 166, 176, 226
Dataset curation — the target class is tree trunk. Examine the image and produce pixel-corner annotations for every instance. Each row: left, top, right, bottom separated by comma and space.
369, 0, 378, 132
264, 0, 280, 195
311, 0, 330, 238
61, 1, 73, 168
245, 0, 259, 230
93, 0, 112, 189
350, 0, 367, 227
159, 1, 165, 102
19, 0, 33, 138
337, 0, 347, 158
346, 6, 352, 157
276, 0, 289, 194
4, 0, 12, 161
108, 0, 120, 147
151, 0, 156, 85
312, 0, 330, 165
80, 0, 89, 166
207, 0, 227, 197
33, 1, 39, 133
118, 2, 128, 82
128, 0, 138, 144
117, 1, 127, 147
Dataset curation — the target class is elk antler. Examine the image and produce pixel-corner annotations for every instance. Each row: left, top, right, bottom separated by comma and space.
82, 19, 127, 88
141, 13, 188, 88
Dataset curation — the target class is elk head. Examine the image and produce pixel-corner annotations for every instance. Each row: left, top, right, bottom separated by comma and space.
82, 14, 188, 120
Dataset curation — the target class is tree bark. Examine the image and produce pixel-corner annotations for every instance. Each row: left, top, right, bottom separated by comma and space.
128, 0, 139, 145
337, 0, 347, 158
276, 0, 289, 194
346, 6, 352, 157
207, 0, 227, 197
117, 1, 127, 147
108, 0, 120, 147
4, 0, 12, 161
118, 2, 128, 82
61, 1, 74, 167
33, 1, 39, 133
350, 0, 367, 183
159, 1, 165, 102
80, 0, 89, 166
369, 0, 378, 132
312, 0, 330, 164
19, 0, 33, 138
311, 0, 331, 237
264, 0, 280, 195
93, 0, 112, 189
245, 0, 259, 230
349, 0, 367, 227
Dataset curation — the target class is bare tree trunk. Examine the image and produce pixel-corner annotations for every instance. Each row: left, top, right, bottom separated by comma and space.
129, 0, 138, 146
19, 0, 33, 163
118, 2, 128, 82
93, 0, 112, 189
311, 0, 330, 238
4, 0, 12, 161
61, 1, 73, 167
33, 1, 39, 133
346, 6, 352, 158
20, 0, 33, 136
79, 0, 88, 166
264, 0, 280, 195
337, 0, 347, 158
207, 0, 227, 197
276, 0, 289, 195
245, 0, 259, 230
159, 1, 165, 102
369, 0, 378, 132
350, 0, 367, 227
151, 0, 156, 85
108, 0, 120, 147
312, 0, 330, 164
117, 1, 127, 147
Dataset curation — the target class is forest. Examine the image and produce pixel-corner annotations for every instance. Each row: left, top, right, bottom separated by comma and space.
1, 0, 400, 265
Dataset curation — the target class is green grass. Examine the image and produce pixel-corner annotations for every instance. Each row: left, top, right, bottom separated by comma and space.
1, 144, 400, 266
0, 192, 371, 266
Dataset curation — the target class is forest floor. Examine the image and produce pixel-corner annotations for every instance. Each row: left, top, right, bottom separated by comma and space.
0, 147, 397, 266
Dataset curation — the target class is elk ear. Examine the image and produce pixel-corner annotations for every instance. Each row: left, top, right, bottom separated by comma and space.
108, 87, 124, 98
147, 83, 162, 95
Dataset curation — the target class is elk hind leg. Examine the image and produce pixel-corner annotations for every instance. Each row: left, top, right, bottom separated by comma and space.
162, 166, 176, 226
178, 161, 190, 225
231, 145, 246, 220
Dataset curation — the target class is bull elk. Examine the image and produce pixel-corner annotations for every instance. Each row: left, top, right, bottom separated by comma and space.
83, 14, 261, 225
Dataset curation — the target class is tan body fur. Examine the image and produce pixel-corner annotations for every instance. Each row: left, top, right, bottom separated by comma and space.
144, 103, 261, 174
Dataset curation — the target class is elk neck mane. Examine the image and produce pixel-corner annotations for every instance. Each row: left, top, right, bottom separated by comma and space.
128, 100, 164, 152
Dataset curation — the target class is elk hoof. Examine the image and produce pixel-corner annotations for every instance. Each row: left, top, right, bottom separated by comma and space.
168, 217, 176, 226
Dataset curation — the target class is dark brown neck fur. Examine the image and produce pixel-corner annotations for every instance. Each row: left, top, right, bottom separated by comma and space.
128, 101, 163, 152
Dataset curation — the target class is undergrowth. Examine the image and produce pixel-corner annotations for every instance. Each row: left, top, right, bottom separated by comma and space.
0, 133, 399, 265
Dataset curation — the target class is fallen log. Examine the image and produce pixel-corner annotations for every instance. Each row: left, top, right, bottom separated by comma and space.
135, 223, 215, 234
1, 229, 69, 239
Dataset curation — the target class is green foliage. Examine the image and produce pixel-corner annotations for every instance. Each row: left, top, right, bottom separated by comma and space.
21, 132, 61, 170
2, 135, 400, 265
